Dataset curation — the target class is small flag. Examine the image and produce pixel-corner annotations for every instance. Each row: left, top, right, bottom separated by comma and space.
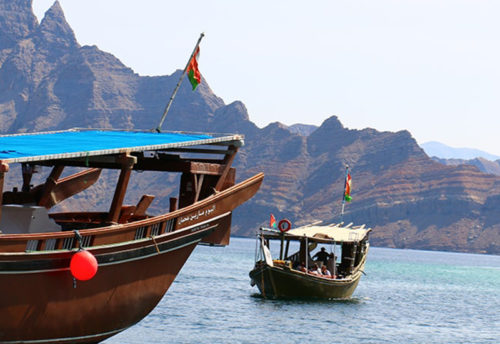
344, 173, 352, 202
187, 46, 201, 90
269, 214, 278, 229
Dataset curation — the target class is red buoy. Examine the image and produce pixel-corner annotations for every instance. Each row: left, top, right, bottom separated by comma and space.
278, 219, 292, 233
70, 250, 98, 281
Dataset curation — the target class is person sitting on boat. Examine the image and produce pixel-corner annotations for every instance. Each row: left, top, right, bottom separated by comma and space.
309, 263, 322, 275
321, 265, 332, 277
312, 247, 333, 265
296, 261, 307, 272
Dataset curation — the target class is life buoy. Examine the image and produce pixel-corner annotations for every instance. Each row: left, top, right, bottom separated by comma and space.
278, 219, 291, 233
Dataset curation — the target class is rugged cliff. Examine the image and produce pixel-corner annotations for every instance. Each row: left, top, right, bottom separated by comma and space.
232, 117, 500, 254
0, 1, 498, 254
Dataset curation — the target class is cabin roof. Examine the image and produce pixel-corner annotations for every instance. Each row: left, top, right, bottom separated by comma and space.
0, 129, 244, 164
262, 222, 371, 243
287, 223, 370, 242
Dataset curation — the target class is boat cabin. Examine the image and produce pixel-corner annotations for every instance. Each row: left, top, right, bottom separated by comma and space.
255, 222, 371, 279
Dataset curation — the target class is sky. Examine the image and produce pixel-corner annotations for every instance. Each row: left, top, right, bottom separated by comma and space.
32, 0, 500, 156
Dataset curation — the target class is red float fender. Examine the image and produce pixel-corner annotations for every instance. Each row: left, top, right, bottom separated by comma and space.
70, 250, 98, 281
278, 219, 291, 233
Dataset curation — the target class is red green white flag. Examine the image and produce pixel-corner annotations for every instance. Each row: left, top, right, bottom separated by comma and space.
269, 214, 277, 229
187, 46, 201, 90
344, 173, 352, 202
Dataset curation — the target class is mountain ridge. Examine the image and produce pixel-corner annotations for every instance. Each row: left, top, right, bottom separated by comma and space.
431, 157, 500, 176
0, 0, 499, 254
420, 141, 500, 161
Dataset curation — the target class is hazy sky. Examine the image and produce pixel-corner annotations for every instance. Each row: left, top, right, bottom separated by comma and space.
33, 1, 500, 155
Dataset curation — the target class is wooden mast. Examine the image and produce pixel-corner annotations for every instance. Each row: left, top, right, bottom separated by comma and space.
155, 33, 205, 132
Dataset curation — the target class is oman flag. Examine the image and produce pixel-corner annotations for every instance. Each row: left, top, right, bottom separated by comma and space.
344, 173, 352, 202
187, 46, 201, 90
269, 214, 277, 229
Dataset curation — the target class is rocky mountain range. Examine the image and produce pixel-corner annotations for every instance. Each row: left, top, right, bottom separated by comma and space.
287, 123, 318, 136
421, 141, 500, 161
431, 157, 500, 176
1, 0, 499, 254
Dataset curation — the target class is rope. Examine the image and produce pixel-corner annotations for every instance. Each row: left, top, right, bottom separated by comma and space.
150, 235, 161, 254
74, 230, 83, 250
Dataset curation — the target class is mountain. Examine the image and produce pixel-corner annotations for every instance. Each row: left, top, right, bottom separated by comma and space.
1, 1, 499, 255
0, 0, 230, 134
432, 157, 500, 176
287, 123, 318, 136
421, 142, 500, 176
234, 118, 500, 254
420, 141, 500, 161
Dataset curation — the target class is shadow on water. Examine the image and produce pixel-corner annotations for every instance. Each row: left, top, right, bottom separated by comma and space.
250, 292, 365, 305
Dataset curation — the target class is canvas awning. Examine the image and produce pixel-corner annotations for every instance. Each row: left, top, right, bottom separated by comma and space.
285, 223, 371, 243
0, 129, 244, 163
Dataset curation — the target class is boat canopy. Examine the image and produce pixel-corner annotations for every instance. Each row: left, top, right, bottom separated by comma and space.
255, 222, 370, 243
0, 129, 244, 163
286, 223, 371, 243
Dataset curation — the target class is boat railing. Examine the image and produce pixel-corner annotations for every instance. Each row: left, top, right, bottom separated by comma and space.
0, 173, 264, 253
0, 214, 177, 253
268, 259, 350, 281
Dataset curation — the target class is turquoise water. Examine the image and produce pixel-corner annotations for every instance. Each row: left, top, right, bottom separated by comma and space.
104, 238, 500, 343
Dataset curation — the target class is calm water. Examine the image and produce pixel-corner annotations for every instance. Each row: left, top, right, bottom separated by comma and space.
104, 237, 500, 344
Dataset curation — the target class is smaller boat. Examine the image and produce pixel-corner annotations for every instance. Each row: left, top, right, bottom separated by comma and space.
249, 220, 371, 299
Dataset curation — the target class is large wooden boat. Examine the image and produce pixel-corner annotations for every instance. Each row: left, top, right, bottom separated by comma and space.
0, 129, 263, 343
249, 221, 370, 299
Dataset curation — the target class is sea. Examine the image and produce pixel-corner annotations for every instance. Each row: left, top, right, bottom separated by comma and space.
104, 237, 500, 344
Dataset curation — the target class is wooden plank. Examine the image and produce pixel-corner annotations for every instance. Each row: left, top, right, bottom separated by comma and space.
134, 195, 155, 216
215, 146, 238, 191
118, 205, 136, 224
38, 157, 227, 175
41, 168, 101, 209
21, 163, 34, 192
106, 154, 136, 224
37, 165, 64, 208
0, 162, 9, 226
193, 174, 204, 203
161, 147, 235, 155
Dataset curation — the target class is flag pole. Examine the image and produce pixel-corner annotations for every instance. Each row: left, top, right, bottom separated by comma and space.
340, 164, 349, 222
155, 32, 205, 133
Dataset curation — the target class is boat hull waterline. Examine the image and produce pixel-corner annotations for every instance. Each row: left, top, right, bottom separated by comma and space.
249, 254, 367, 299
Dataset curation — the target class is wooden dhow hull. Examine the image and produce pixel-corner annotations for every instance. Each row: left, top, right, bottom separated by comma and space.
0, 173, 263, 344
250, 263, 363, 299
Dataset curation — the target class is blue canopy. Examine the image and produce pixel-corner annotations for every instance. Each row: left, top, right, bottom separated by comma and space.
0, 129, 243, 163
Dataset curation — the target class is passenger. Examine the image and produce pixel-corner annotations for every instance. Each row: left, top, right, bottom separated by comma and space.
321, 265, 331, 277
312, 247, 333, 265
296, 262, 307, 272
309, 263, 321, 275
